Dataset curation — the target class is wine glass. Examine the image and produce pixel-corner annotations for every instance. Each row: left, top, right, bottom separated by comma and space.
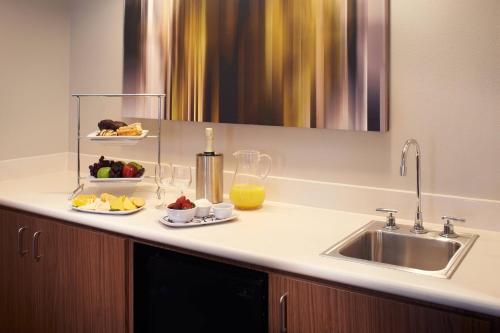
154, 164, 172, 208
172, 165, 192, 195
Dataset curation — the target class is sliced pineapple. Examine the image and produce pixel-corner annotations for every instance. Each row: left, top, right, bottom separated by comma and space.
110, 196, 125, 211
100, 193, 117, 203
72, 194, 96, 207
73, 194, 144, 212
80, 200, 98, 210
130, 197, 145, 208
123, 197, 136, 211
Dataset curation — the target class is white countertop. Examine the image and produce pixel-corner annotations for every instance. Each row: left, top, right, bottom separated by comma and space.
1, 172, 499, 316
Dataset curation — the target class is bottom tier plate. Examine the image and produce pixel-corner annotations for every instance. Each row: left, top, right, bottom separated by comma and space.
71, 205, 145, 215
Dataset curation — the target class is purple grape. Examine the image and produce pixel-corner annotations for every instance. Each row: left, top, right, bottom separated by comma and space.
109, 161, 124, 178
89, 162, 100, 177
136, 167, 145, 178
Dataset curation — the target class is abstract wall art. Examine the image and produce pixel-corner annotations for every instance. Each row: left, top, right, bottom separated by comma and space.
123, 0, 389, 131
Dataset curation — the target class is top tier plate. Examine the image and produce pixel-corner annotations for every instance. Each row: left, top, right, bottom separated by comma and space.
87, 130, 149, 141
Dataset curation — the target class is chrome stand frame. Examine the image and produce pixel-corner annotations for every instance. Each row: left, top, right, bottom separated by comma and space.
69, 93, 166, 200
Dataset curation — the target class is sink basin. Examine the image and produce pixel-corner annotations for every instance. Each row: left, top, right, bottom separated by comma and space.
322, 221, 478, 278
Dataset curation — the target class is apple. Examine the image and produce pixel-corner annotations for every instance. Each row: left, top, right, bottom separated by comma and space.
122, 164, 138, 178
97, 167, 111, 178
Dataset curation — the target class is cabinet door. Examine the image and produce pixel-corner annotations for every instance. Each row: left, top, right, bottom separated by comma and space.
31, 216, 129, 333
0, 208, 37, 333
269, 274, 492, 333
270, 273, 340, 333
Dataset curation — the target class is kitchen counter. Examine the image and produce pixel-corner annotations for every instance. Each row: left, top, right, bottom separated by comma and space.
1, 171, 500, 316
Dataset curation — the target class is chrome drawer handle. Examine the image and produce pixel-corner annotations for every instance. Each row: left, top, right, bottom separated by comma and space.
17, 226, 29, 256
280, 292, 288, 333
33, 231, 43, 261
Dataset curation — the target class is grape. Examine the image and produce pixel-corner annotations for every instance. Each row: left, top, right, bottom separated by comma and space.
136, 167, 145, 178
109, 161, 124, 178
89, 162, 100, 177
88, 157, 145, 178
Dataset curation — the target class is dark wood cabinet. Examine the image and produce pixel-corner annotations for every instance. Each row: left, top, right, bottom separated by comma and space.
0, 207, 128, 333
2, 205, 499, 333
269, 273, 493, 333
0, 208, 37, 332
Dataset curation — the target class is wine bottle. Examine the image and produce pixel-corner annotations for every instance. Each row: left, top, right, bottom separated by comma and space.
204, 128, 216, 156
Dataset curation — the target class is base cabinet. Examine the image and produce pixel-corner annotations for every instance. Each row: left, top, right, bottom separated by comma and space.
2, 205, 499, 333
0, 207, 37, 332
0, 207, 128, 333
269, 274, 493, 333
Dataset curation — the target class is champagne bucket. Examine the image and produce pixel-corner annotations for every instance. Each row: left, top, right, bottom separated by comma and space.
196, 153, 223, 203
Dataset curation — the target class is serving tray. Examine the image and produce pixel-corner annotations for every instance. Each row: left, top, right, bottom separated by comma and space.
71, 205, 145, 215
159, 214, 238, 228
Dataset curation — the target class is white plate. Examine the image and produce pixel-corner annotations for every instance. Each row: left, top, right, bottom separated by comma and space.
88, 175, 145, 183
87, 130, 149, 141
72, 205, 145, 215
159, 214, 238, 228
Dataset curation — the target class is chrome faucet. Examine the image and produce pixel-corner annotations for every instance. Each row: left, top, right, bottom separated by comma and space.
400, 139, 427, 234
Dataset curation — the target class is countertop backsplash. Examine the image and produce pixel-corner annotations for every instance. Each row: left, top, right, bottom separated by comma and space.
3, 152, 497, 232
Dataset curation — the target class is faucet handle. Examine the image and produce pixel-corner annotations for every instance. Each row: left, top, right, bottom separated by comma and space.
440, 216, 466, 238
376, 208, 399, 230
376, 208, 398, 214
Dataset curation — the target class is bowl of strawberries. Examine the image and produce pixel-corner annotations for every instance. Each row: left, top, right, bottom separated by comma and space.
167, 196, 196, 223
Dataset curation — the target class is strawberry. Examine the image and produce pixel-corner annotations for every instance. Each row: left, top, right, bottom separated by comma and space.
167, 202, 180, 209
175, 196, 187, 205
168, 196, 195, 210
182, 199, 194, 209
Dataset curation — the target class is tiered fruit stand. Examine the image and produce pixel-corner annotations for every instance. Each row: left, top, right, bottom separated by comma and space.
70, 93, 166, 199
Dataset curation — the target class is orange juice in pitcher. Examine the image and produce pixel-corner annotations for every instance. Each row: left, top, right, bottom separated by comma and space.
229, 150, 272, 210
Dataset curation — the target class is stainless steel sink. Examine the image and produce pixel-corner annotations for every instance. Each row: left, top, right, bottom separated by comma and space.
322, 221, 478, 278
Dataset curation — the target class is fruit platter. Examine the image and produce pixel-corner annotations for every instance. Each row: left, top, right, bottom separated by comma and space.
71, 193, 146, 215
89, 156, 145, 182
87, 119, 149, 141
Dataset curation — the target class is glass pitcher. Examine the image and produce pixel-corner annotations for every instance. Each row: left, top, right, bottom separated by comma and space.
230, 150, 272, 210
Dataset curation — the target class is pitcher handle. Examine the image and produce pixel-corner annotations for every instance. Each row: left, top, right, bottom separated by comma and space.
258, 154, 272, 180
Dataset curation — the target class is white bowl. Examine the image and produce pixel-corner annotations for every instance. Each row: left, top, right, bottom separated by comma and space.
195, 206, 211, 218
213, 203, 234, 220
194, 199, 213, 217
167, 207, 196, 223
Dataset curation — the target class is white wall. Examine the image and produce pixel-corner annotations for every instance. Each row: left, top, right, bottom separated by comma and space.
0, 0, 70, 160
69, 0, 500, 202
